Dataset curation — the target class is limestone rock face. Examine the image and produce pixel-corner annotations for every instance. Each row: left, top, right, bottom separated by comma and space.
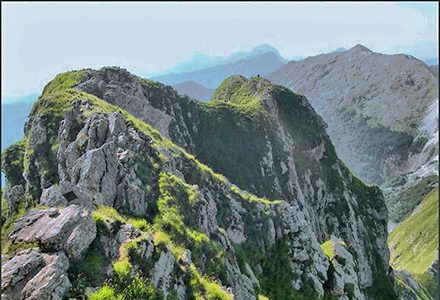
428, 253, 439, 282
4, 185, 25, 217
22, 252, 70, 300
268, 45, 438, 185
75, 67, 177, 141
40, 186, 68, 207
56, 105, 153, 214
72, 141, 118, 206
29, 117, 47, 147
328, 237, 366, 300
153, 250, 175, 298
1, 249, 70, 300
9, 205, 96, 259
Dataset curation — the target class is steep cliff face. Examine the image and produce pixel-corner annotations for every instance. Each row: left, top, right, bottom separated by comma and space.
267, 44, 438, 186
1, 67, 396, 300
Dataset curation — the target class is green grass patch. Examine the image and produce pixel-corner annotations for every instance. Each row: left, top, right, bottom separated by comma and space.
389, 187, 439, 274
93, 206, 151, 232
41, 69, 88, 96
395, 271, 439, 300
1, 139, 26, 187
387, 175, 438, 223
2, 189, 8, 224
88, 284, 117, 300
1, 201, 26, 255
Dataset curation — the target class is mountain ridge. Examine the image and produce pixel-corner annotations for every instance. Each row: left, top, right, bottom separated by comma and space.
152, 50, 287, 89
267, 44, 438, 186
1, 67, 396, 300
153, 44, 287, 77
172, 81, 215, 102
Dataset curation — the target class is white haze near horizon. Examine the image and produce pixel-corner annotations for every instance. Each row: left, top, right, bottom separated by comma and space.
1, 1, 438, 98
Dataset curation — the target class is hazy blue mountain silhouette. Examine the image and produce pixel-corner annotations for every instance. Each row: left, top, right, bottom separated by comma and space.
151, 44, 287, 88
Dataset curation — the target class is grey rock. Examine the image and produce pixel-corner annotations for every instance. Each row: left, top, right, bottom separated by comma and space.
58, 180, 91, 205
327, 237, 366, 300
173, 276, 187, 300
428, 253, 439, 282
5, 185, 24, 217
22, 252, 70, 300
99, 221, 147, 260
1, 249, 70, 300
1, 248, 45, 292
153, 250, 175, 298
72, 142, 118, 206
125, 183, 148, 216
108, 111, 128, 136
40, 186, 67, 207
29, 118, 47, 147
9, 205, 96, 259
85, 115, 109, 150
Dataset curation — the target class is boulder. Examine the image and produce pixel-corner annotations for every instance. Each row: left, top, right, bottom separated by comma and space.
9, 205, 96, 259
22, 252, 70, 300
1, 248, 70, 300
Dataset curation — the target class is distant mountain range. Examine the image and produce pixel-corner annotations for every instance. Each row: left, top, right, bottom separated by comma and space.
1, 93, 38, 151
151, 44, 287, 89
429, 65, 438, 77
171, 81, 215, 102
155, 44, 288, 76
1, 93, 38, 187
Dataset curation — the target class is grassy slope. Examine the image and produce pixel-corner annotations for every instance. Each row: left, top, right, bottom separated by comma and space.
386, 175, 439, 224
395, 272, 439, 300
389, 187, 438, 274
389, 186, 439, 299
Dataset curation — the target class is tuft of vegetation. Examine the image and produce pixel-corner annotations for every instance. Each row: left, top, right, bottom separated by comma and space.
1, 201, 27, 255
88, 284, 117, 300
320, 238, 346, 262
93, 206, 151, 232
1, 139, 26, 187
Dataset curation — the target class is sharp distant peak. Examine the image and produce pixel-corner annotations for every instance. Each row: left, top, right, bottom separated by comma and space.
348, 44, 372, 53
250, 44, 280, 54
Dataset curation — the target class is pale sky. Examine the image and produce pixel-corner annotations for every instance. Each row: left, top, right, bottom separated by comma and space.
1, 1, 438, 98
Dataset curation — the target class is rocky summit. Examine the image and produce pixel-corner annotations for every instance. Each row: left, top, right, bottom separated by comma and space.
267, 44, 438, 186
1, 67, 397, 300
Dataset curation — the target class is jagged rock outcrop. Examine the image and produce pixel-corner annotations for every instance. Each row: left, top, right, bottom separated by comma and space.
1, 67, 397, 300
1, 248, 70, 300
324, 236, 365, 300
